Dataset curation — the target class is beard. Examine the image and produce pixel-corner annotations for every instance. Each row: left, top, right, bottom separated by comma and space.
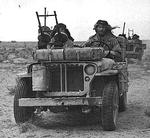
97, 30, 106, 36
96, 28, 106, 36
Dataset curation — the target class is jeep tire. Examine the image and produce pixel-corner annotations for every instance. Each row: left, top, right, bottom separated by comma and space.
14, 78, 34, 123
101, 81, 119, 131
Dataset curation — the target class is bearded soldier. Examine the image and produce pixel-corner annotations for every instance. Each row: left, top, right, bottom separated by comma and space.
84, 20, 122, 61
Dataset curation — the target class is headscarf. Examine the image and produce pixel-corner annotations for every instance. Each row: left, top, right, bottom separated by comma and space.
51, 23, 74, 41
93, 20, 119, 31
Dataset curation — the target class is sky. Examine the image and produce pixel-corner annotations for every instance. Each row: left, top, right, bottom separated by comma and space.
0, 0, 150, 41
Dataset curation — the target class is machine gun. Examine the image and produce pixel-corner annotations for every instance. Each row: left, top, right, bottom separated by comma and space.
36, 8, 59, 48
36, 8, 69, 49
36, 7, 58, 34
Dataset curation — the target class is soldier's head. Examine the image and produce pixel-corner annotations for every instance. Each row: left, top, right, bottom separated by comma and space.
132, 34, 139, 40
94, 20, 112, 36
54, 23, 67, 33
51, 23, 74, 41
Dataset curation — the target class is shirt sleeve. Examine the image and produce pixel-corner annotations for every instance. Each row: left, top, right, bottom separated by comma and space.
82, 39, 92, 47
110, 37, 121, 53
82, 35, 96, 47
64, 39, 74, 48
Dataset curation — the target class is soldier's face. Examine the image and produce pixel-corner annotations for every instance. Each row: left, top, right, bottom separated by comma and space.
96, 24, 106, 36
59, 27, 65, 33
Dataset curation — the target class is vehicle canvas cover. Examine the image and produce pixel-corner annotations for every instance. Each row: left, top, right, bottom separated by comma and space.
34, 47, 105, 61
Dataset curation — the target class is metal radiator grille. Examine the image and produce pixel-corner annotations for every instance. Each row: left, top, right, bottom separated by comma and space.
47, 64, 84, 92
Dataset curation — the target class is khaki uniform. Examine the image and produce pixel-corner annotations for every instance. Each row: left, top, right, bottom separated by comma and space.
50, 37, 74, 48
84, 33, 121, 53
84, 32, 122, 61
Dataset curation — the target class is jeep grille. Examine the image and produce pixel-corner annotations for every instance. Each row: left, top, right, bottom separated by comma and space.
47, 63, 84, 92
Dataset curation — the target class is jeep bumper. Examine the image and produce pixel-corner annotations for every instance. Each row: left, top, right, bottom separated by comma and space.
19, 97, 102, 107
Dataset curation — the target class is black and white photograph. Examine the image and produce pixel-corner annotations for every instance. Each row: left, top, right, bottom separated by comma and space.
0, 0, 150, 137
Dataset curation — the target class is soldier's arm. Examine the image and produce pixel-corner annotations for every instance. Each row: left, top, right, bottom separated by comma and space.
82, 40, 91, 47
64, 39, 74, 48
81, 35, 95, 47
110, 38, 121, 56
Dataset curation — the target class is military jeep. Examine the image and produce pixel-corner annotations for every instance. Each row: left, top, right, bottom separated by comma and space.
126, 37, 146, 61
13, 9, 128, 131
121, 28, 146, 61
13, 38, 128, 131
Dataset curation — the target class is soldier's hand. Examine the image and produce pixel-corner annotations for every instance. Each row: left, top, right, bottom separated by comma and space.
104, 51, 116, 59
110, 51, 116, 55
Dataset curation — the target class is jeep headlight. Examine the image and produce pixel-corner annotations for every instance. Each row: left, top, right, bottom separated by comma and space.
84, 64, 96, 75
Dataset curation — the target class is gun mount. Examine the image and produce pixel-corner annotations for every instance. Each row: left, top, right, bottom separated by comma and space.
36, 8, 72, 49
36, 8, 59, 49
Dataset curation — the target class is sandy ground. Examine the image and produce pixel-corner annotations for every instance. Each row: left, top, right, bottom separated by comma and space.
1, 61, 150, 138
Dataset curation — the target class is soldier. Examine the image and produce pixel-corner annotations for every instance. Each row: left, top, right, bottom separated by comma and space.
84, 20, 122, 61
132, 34, 140, 40
82, 20, 122, 113
132, 34, 141, 43
50, 23, 74, 48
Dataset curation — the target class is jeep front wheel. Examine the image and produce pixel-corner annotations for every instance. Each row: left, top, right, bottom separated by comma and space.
101, 81, 119, 131
14, 78, 34, 123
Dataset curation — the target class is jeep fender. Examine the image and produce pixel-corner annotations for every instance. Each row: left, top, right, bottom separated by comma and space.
95, 69, 118, 76
90, 74, 119, 97
17, 72, 31, 80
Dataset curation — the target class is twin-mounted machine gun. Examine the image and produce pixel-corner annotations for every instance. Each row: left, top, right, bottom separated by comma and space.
36, 8, 57, 49
36, 8, 69, 49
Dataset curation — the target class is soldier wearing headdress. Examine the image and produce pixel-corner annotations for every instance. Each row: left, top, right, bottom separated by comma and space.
50, 23, 74, 48
84, 20, 121, 60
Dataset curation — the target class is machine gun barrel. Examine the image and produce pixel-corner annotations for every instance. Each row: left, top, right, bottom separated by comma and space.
44, 7, 46, 26
122, 22, 126, 35
53, 11, 61, 35
36, 11, 43, 36
54, 11, 58, 25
